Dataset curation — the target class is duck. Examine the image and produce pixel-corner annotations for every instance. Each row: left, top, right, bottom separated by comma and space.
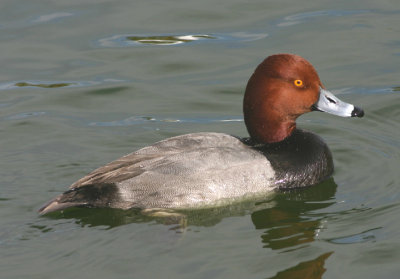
39, 53, 364, 215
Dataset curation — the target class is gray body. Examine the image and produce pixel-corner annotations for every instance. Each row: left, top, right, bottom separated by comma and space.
39, 133, 279, 214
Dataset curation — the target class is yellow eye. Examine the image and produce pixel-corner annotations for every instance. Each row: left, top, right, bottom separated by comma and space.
294, 79, 303, 87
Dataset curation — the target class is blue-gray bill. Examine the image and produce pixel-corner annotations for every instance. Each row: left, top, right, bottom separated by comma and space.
312, 87, 364, 118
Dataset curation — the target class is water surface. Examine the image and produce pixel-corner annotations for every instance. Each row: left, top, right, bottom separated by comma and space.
1, 0, 400, 278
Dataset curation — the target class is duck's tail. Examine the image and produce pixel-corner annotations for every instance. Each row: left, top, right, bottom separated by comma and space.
38, 183, 119, 215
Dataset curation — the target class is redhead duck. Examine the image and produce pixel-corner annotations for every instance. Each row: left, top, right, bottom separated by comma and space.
39, 54, 364, 215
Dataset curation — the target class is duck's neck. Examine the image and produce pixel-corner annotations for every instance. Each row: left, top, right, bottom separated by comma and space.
243, 129, 334, 189
245, 117, 297, 143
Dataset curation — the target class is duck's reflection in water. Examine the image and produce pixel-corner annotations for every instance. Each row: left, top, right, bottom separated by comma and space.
253, 179, 336, 249
268, 252, 333, 279
253, 179, 337, 279
41, 179, 337, 278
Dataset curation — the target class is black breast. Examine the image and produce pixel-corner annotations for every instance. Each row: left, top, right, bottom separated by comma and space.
241, 129, 334, 189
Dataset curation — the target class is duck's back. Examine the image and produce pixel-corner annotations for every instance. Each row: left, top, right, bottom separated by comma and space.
39, 133, 276, 214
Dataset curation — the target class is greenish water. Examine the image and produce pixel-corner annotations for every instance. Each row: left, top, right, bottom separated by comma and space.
1, 0, 400, 278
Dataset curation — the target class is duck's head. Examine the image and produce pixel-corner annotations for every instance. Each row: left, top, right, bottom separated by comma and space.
243, 54, 364, 143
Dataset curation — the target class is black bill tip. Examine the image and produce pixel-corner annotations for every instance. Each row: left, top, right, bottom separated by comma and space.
351, 106, 364, 118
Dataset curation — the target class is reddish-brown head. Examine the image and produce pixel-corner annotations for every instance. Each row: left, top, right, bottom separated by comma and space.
243, 54, 323, 143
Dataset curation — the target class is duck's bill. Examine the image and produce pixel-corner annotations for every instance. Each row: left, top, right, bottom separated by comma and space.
312, 87, 364, 117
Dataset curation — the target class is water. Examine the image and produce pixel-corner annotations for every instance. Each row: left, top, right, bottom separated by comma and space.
1, 0, 400, 278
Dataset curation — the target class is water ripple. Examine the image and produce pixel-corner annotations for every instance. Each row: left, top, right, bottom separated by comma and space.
0, 79, 124, 91
327, 227, 381, 244
15, 82, 73, 88
98, 34, 215, 47
89, 116, 243, 126
276, 9, 370, 27
32, 12, 74, 24
5, 111, 46, 120
126, 34, 216, 45
97, 32, 268, 47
